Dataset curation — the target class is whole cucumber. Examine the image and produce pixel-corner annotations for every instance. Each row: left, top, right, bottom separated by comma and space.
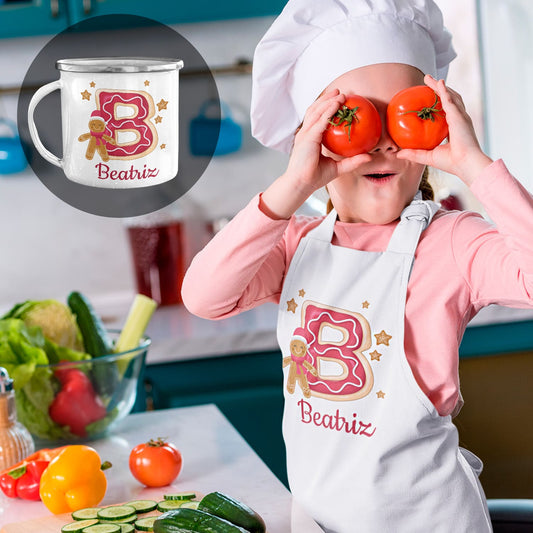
67, 291, 113, 357
198, 492, 266, 533
153, 508, 251, 533
67, 291, 118, 398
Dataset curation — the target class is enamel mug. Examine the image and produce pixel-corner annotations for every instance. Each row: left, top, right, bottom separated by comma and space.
28, 57, 184, 189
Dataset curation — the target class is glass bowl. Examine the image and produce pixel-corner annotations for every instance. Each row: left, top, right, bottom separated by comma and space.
15, 331, 150, 443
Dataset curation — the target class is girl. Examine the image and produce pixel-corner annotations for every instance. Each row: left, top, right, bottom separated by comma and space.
182, 1, 533, 531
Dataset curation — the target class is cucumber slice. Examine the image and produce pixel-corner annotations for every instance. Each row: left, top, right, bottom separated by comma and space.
157, 500, 187, 512
118, 525, 134, 533
135, 516, 158, 532
81, 525, 121, 533
125, 499, 158, 513
72, 508, 101, 521
61, 519, 99, 532
180, 501, 200, 509
163, 492, 196, 501
98, 514, 137, 524
97, 505, 136, 521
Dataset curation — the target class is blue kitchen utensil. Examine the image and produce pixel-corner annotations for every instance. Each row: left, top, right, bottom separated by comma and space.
0, 118, 28, 174
190, 99, 242, 157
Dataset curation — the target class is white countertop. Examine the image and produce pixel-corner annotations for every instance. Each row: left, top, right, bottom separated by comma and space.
0, 404, 323, 532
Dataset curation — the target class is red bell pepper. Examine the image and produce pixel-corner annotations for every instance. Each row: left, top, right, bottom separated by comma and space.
0, 460, 49, 500
49, 367, 106, 437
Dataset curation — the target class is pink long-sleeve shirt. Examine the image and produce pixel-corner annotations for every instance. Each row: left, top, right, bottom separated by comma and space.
182, 160, 533, 416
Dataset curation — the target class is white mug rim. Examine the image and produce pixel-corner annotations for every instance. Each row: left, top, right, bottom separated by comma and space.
56, 57, 184, 73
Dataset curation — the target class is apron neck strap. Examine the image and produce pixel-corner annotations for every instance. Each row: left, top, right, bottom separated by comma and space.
308, 191, 439, 256
308, 207, 338, 242
386, 192, 440, 255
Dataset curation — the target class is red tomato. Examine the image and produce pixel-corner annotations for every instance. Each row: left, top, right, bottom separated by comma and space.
129, 438, 182, 487
386, 85, 448, 150
322, 95, 381, 157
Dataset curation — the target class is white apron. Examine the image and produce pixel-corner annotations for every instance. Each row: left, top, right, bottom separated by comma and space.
277, 194, 492, 533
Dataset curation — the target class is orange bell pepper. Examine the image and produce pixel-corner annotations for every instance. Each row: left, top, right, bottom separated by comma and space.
39, 445, 111, 514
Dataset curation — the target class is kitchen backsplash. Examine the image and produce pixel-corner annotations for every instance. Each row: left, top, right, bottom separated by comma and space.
0, 3, 482, 309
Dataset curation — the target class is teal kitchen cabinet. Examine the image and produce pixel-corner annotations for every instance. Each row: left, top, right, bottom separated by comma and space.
0, 0, 69, 39
65, 0, 287, 25
0, 0, 287, 39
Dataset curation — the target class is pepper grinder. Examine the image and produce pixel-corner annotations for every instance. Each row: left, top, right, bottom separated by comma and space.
0, 367, 34, 471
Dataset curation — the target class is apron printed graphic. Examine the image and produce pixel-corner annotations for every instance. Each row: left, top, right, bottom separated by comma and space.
286, 300, 375, 401
78, 81, 170, 182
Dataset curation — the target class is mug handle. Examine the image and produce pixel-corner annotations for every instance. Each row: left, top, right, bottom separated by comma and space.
28, 80, 62, 168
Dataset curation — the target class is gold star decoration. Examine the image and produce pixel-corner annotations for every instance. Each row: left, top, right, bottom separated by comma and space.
374, 330, 392, 346
160, 144, 166, 149
144, 80, 150, 86
362, 301, 370, 309
376, 390, 386, 399
370, 350, 382, 361
154, 115, 163, 124
298, 289, 306, 297
81, 90, 91, 100
157, 98, 168, 111
286, 298, 298, 313
89, 81, 96, 88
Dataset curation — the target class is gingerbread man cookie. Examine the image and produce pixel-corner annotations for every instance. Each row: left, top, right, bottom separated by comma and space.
283, 327, 318, 398
78, 110, 116, 162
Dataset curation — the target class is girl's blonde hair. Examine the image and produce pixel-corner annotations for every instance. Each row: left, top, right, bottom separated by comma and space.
326, 166, 434, 214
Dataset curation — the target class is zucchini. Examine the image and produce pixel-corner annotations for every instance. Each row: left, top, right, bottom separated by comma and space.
60, 519, 99, 532
67, 291, 119, 397
67, 291, 113, 357
71, 507, 101, 520
180, 501, 199, 510
97, 505, 136, 521
157, 500, 187, 512
126, 499, 158, 513
198, 492, 266, 533
82, 525, 121, 533
153, 508, 250, 533
135, 516, 158, 531
163, 492, 197, 501
118, 525, 134, 533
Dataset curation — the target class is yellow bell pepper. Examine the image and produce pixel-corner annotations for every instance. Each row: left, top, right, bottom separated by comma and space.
39, 445, 110, 514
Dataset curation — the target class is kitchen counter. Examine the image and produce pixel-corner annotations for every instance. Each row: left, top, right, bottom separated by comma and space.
0, 404, 323, 532
113, 300, 533, 364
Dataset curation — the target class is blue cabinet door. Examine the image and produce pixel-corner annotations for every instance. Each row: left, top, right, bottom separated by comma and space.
0, 0, 69, 39
66, 0, 286, 25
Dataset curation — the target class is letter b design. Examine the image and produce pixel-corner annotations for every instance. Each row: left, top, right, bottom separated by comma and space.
96, 89, 157, 160
298, 301, 374, 401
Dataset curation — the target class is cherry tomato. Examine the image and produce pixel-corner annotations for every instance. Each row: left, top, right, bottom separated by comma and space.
322, 95, 381, 157
386, 85, 448, 150
129, 438, 182, 487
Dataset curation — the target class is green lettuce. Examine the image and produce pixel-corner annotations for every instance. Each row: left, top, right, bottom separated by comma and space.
0, 317, 91, 440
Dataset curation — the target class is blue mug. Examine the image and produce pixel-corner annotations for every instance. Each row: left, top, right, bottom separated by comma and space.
190, 100, 242, 157
0, 118, 28, 174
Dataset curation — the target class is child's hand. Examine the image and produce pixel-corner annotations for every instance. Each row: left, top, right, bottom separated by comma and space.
287, 89, 372, 191
397, 75, 492, 185
260, 89, 371, 219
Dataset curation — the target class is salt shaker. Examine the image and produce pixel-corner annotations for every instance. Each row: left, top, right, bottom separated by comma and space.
0, 367, 34, 471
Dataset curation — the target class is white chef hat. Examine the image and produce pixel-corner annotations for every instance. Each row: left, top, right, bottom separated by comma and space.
251, 0, 456, 153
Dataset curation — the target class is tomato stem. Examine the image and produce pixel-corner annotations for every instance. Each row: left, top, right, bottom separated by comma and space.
328, 105, 360, 142
100, 461, 112, 471
401, 94, 442, 122
147, 437, 168, 447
